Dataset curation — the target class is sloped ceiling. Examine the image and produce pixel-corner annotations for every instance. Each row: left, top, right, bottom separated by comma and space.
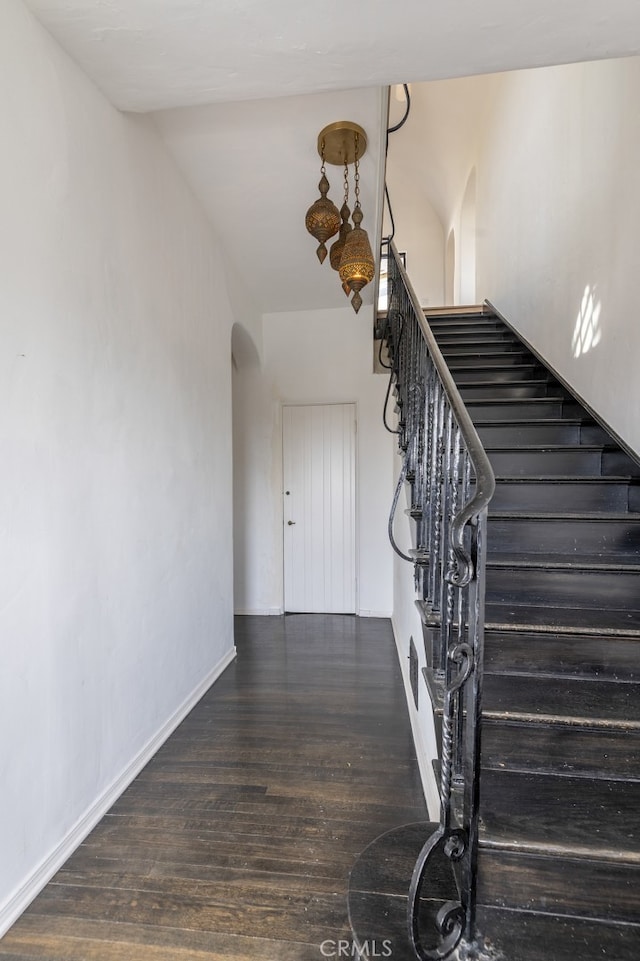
22, 0, 640, 112
23, 0, 640, 315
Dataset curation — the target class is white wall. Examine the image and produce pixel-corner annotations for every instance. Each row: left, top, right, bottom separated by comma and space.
391, 471, 440, 818
383, 172, 445, 306
0, 0, 238, 930
233, 306, 394, 618
385, 74, 504, 309
476, 56, 640, 455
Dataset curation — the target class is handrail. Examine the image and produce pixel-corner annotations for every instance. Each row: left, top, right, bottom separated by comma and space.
382, 241, 495, 960
391, 245, 495, 582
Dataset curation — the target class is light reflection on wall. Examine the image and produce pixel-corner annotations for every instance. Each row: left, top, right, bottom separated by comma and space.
572, 284, 602, 358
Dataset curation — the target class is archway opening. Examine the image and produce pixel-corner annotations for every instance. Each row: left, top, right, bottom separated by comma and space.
459, 168, 477, 304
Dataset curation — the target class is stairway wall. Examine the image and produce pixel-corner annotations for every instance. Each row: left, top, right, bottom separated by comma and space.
475, 55, 640, 456
390, 454, 440, 818
0, 0, 238, 930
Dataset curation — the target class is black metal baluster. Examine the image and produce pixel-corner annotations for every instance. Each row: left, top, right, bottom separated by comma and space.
382, 242, 495, 961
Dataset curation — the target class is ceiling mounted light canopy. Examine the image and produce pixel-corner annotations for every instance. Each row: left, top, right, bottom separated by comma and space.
304, 121, 375, 313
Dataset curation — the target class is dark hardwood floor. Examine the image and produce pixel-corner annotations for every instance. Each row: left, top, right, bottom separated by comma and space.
0, 615, 427, 960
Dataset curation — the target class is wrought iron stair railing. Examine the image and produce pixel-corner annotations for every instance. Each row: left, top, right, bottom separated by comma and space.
381, 242, 495, 960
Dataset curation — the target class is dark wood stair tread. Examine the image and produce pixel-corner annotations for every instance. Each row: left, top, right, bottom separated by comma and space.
485, 443, 605, 451
488, 550, 640, 566
488, 509, 640, 519
485, 603, 640, 635
489, 552, 640, 565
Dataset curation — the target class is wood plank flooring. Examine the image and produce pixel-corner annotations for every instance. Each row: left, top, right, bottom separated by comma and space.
0, 615, 426, 960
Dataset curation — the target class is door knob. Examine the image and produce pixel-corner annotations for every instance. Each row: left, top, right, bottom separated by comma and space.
287, 520, 296, 526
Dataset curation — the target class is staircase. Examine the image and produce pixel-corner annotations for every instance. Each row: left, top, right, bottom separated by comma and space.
423, 306, 640, 958
349, 290, 640, 961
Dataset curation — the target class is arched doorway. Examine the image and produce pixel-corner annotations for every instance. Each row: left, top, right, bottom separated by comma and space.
459, 168, 477, 304
445, 228, 456, 305
231, 322, 261, 615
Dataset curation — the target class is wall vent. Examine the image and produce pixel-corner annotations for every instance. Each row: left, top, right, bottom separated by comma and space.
409, 636, 419, 709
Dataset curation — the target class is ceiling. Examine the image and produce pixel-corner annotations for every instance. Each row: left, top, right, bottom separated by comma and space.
24, 0, 640, 315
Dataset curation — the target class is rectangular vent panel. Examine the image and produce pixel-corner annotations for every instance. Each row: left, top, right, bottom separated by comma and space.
409, 636, 419, 709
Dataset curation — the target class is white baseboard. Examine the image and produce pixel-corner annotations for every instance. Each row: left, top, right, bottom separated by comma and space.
391, 617, 440, 819
0, 645, 237, 937
358, 609, 393, 619
234, 607, 283, 616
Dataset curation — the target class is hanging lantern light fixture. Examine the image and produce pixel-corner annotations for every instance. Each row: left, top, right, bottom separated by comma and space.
338, 133, 375, 313
304, 141, 341, 264
306, 122, 376, 313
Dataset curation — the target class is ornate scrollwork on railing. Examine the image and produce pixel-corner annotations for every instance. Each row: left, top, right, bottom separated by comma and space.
381, 242, 495, 960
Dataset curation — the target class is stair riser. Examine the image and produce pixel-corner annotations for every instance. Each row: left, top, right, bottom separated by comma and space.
479, 424, 581, 445
483, 671, 640, 723
487, 517, 640, 557
467, 401, 565, 421
489, 480, 632, 512
438, 352, 532, 366
477, 851, 640, 923
479, 424, 609, 446
482, 720, 640, 780
428, 321, 505, 334
437, 344, 526, 358
479, 770, 640, 856
450, 366, 543, 384
484, 631, 639, 680
434, 333, 517, 348
480, 770, 640, 840
459, 383, 563, 400
487, 448, 603, 476
486, 567, 640, 612
475, 907, 640, 961
602, 449, 640, 477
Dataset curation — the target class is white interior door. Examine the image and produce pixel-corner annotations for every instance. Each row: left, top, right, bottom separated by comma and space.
283, 403, 356, 613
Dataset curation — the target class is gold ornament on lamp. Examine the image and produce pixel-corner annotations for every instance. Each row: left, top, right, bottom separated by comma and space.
304, 142, 340, 264
307, 122, 375, 312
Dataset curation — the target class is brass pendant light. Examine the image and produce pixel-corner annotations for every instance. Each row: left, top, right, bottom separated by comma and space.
338, 205, 375, 313
338, 134, 375, 313
308, 122, 375, 313
305, 144, 340, 264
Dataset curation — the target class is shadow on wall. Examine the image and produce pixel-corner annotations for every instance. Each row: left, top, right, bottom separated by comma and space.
572, 284, 602, 358
231, 321, 261, 370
